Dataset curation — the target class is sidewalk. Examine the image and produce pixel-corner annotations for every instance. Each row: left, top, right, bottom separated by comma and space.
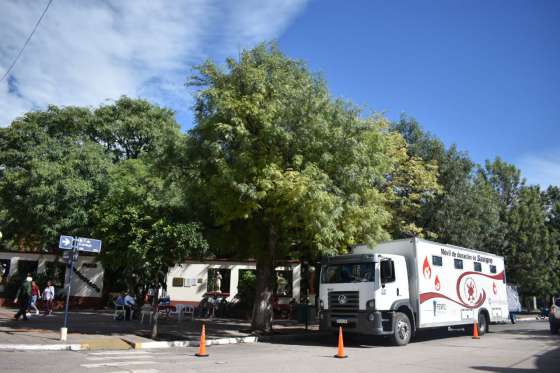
0, 306, 317, 350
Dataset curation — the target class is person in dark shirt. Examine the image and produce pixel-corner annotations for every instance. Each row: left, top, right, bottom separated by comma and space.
14, 273, 33, 320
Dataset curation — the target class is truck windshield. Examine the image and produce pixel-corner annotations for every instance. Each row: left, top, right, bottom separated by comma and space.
321, 263, 374, 283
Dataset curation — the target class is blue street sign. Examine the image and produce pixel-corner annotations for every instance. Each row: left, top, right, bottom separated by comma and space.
76, 237, 102, 253
59, 235, 74, 250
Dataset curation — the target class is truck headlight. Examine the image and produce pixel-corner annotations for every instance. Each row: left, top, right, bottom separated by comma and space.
366, 299, 375, 310
320, 300, 324, 310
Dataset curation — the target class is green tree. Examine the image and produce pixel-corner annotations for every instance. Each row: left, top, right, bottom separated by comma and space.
89, 96, 182, 163
505, 186, 559, 296
391, 116, 502, 250
93, 159, 207, 337
186, 44, 392, 332
0, 108, 110, 250
382, 127, 440, 238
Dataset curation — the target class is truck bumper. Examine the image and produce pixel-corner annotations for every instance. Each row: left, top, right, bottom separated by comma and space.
319, 310, 392, 335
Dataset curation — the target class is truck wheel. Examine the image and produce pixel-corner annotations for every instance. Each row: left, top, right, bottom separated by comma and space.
391, 312, 412, 346
478, 313, 488, 336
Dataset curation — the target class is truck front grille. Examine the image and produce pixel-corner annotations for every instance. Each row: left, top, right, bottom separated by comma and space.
328, 291, 359, 313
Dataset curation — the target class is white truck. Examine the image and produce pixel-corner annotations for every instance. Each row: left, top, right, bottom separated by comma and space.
319, 238, 508, 345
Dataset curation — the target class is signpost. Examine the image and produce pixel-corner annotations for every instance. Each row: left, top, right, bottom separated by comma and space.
76, 237, 102, 253
58, 235, 102, 341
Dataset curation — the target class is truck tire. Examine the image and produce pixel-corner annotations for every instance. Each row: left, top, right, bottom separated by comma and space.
391, 312, 412, 346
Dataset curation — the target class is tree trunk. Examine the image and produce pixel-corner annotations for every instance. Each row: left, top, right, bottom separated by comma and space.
151, 284, 159, 339
250, 224, 277, 333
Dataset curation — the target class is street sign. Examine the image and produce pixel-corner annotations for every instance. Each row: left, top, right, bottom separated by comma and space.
76, 237, 102, 253
58, 234, 101, 332
58, 235, 74, 250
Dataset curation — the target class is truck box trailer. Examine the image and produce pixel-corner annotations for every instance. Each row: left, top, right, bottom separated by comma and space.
319, 238, 508, 345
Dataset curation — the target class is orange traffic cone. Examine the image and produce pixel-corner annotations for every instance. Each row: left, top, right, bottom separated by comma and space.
472, 320, 480, 339
334, 326, 348, 358
195, 324, 209, 357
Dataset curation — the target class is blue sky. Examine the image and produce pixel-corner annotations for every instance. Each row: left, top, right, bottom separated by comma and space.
275, 0, 560, 187
1, 1, 558, 186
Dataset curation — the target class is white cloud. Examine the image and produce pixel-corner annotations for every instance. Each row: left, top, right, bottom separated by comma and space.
0, 0, 308, 127
517, 150, 560, 188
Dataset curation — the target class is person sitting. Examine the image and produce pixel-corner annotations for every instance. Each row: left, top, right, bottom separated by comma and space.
124, 292, 136, 321
115, 292, 125, 306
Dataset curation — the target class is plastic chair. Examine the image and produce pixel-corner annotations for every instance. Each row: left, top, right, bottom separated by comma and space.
183, 305, 195, 320
113, 302, 125, 320
140, 304, 152, 324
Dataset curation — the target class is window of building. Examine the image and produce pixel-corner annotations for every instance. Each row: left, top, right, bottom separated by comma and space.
45, 261, 66, 288
432, 256, 443, 267
18, 260, 38, 276
275, 270, 293, 297
238, 269, 256, 297
172, 277, 184, 287
490, 265, 497, 274
454, 259, 463, 270
207, 268, 231, 293
474, 262, 482, 272
0, 259, 11, 283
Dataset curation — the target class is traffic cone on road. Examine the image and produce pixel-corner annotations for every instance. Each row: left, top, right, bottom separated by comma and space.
334, 326, 348, 358
472, 320, 480, 339
195, 324, 209, 357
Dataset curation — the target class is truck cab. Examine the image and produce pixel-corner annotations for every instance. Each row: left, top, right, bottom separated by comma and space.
319, 252, 413, 345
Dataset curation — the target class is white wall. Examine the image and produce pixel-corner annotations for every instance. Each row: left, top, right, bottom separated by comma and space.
166, 261, 302, 304
166, 261, 257, 302
0, 251, 104, 298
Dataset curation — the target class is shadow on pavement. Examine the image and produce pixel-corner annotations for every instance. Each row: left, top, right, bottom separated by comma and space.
260, 326, 471, 347
472, 345, 560, 373
0, 310, 254, 341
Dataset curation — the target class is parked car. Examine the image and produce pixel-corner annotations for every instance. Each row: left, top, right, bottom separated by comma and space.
550, 297, 560, 334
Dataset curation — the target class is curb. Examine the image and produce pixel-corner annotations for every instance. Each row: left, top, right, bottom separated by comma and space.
0, 335, 259, 351
0, 343, 83, 351
124, 335, 258, 350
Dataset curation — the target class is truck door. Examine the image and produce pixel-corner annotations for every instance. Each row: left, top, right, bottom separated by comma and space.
377, 257, 409, 311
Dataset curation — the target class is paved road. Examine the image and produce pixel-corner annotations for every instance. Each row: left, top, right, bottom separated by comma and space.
1, 321, 558, 373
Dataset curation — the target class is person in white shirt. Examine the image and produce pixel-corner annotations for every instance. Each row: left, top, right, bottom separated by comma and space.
42, 281, 55, 316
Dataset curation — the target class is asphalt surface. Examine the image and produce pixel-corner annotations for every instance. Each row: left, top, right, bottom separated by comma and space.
1, 320, 558, 373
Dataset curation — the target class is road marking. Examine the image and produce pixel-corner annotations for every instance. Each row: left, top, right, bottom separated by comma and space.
81, 361, 157, 368
88, 351, 155, 356
105, 370, 160, 373
86, 355, 155, 361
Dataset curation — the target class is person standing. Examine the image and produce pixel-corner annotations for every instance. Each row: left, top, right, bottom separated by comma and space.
14, 273, 33, 320
42, 281, 55, 315
30, 281, 41, 315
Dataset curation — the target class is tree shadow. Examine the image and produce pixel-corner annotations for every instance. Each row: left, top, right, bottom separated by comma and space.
0, 312, 256, 341
472, 345, 560, 373
259, 326, 469, 347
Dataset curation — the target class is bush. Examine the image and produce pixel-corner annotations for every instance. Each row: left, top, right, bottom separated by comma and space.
235, 270, 256, 314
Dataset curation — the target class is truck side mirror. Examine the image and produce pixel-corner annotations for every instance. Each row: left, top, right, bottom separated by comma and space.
381, 259, 395, 283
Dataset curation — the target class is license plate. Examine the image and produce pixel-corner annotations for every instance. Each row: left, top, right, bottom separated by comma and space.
336, 319, 348, 324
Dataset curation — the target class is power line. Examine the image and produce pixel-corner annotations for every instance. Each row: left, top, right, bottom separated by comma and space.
0, 0, 54, 83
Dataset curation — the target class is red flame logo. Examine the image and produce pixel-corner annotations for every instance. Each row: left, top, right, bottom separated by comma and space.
493, 282, 497, 295
423, 257, 431, 279
435, 275, 441, 291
